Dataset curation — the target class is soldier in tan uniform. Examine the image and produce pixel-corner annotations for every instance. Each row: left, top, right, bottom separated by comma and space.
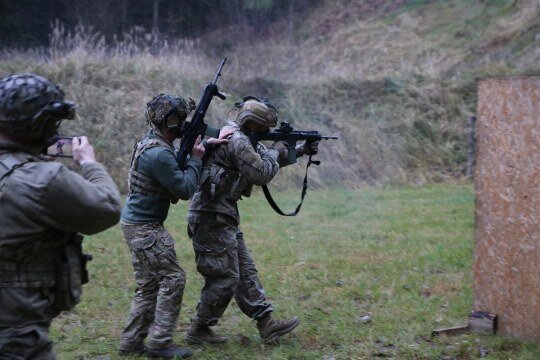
118, 93, 231, 358
186, 96, 318, 345
0, 73, 122, 359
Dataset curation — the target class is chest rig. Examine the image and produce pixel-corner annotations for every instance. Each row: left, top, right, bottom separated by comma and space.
200, 138, 253, 202
128, 136, 178, 202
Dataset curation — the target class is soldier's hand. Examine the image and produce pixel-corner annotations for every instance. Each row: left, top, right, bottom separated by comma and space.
303, 140, 319, 156
191, 135, 206, 159
270, 141, 288, 159
206, 127, 234, 146
72, 136, 96, 165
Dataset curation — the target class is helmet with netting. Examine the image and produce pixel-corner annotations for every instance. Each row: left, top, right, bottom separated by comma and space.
232, 96, 278, 128
145, 93, 196, 130
0, 73, 76, 142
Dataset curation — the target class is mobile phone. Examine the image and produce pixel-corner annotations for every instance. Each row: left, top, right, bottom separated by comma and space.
45, 137, 74, 158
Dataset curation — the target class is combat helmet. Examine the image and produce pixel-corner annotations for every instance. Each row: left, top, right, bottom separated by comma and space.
145, 93, 196, 132
233, 96, 278, 129
0, 73, 76, 143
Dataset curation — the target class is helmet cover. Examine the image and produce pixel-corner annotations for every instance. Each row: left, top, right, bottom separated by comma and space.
233, 96, 278, 129
0, 73, 76, 141
145, 93, 196, 130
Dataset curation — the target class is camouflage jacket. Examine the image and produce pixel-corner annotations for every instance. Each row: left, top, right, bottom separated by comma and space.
0, 140, 121, 287
188, 122, 280, 223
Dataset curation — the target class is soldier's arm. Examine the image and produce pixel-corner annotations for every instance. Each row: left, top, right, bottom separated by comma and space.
232, 136, 280, 186
149, 146, 202, 200
40, 162, 122, 235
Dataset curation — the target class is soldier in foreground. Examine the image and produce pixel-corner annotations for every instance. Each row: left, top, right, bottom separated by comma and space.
0, 73, 122, 359
186, 96, 318, 345
118, 93, 231, 358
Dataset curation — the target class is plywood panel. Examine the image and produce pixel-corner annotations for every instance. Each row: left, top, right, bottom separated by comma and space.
474, 77, 539, 342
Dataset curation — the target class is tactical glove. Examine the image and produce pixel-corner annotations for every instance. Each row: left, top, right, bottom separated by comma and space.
296, 140, 319, 157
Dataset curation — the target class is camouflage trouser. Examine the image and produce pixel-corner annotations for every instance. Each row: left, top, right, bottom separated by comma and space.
0, 287, 57, 360
187, 211, 273, 327
119, 222, 186, 350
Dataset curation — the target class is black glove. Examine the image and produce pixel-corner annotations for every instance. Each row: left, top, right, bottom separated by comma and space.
297, 140, 319, 157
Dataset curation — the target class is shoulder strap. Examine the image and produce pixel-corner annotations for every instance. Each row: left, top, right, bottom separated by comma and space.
261, 156, 320, 216
131, 138, 170, 171
0, 154, 36, 182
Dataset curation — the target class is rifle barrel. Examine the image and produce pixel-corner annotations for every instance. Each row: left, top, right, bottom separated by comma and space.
212, 57, 227, 85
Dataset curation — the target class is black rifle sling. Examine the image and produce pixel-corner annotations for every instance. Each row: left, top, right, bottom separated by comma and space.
261, 155, 320, 216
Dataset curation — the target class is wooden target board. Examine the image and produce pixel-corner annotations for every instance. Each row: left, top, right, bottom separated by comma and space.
474, 76, 539, 342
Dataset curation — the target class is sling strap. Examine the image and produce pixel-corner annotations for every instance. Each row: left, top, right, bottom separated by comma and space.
261, 155, 320, 216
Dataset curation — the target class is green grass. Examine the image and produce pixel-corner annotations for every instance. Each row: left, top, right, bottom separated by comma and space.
50, 184, 540, 359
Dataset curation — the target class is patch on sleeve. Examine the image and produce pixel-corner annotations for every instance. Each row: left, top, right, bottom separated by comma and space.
232, 135, 262, 170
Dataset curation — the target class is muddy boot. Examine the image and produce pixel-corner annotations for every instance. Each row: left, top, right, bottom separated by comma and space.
257, 314, 300, 344
185, 322, 228, 345
144, 344, 192, 358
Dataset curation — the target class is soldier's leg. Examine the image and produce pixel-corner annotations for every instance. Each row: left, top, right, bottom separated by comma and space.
0, 324, 55, 360
188, 212, 239, 327
143, 228, 186, 351
233, 228, 273, 319
119, 261, 159, 352
119, 223, 159, 353
0, 288, 57, 360
234, 229, 299, 344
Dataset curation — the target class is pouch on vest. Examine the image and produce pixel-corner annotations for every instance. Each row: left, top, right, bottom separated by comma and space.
53, 234, 92, 312
228, 174, 252, 201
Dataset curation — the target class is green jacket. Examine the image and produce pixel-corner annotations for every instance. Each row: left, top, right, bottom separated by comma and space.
0, 139, 121, 288
121, 130, 202, 224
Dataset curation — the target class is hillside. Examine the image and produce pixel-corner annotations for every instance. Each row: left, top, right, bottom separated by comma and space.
0, 0, 538, 188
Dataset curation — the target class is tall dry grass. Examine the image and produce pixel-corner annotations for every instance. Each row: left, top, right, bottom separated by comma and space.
0, 0, 538, 189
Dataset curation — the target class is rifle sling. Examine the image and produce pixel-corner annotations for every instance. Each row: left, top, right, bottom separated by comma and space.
261, 155, 320, 216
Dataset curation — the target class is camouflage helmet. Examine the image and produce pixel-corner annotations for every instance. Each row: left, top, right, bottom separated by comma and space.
233, 96, 278, 128
0, 73, 76, 142
145, 93, 196, 130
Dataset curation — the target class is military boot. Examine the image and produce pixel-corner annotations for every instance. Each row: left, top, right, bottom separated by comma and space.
257, 314, 300, 344
185, 322, 228, 345
118, 341, 145, 357
118, 346, 145, 357
144, 345, 192, 359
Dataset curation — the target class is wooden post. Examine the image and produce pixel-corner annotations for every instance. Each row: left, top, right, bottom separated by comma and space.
467, 116, 477, 178
474, 76, 540, 342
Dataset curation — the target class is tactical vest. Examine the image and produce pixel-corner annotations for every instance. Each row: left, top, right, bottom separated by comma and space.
200, 145, 253, 202
128, 136, 178, 203
0, 151, 69, 288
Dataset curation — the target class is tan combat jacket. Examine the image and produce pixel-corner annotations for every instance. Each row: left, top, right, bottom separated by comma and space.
188, 122, 280, 223
0, 140, 122, 287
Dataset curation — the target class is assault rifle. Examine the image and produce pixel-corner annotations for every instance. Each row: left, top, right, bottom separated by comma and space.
249, 121, 338, 216
177, 58, 227, 170
249, 121, 339, 165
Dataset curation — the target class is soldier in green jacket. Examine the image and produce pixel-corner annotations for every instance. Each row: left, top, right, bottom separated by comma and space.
118, 93, 231, 358
186, 96, 318, 345
0, 73, 122, 359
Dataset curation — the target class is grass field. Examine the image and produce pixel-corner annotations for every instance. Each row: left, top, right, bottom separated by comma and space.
49, 184, 540, 359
